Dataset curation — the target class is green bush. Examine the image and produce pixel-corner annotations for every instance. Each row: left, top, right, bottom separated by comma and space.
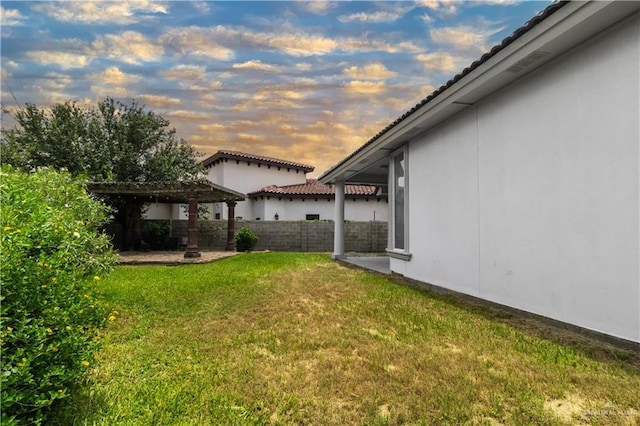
0, 166, 117, 425
141, 220, 171, 250
235, 226, 258, 252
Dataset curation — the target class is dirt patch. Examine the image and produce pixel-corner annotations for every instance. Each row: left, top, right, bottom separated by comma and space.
544, 394, 588, 424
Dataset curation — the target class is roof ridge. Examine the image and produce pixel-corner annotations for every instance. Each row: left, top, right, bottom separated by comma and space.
202, 149, 315, 171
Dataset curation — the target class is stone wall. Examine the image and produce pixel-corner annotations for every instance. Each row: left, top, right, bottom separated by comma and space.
167, 220, 387, 252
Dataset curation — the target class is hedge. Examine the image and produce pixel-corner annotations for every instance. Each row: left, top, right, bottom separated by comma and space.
0, 166, 117, 425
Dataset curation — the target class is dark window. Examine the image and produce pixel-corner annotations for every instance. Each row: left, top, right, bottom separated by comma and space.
215, 213, 220, 219
306, 214, 320, 221
391, 147, 407, 252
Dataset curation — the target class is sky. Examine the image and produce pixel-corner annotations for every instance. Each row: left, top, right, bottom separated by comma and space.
1, 0, 552, 176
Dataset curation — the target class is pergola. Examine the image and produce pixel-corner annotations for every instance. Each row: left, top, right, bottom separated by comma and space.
88, 180, 245, 258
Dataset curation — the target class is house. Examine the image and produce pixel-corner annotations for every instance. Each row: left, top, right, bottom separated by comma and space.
319, 1, 640, 344
145, 150, 387, 222
248, 178, 387, 222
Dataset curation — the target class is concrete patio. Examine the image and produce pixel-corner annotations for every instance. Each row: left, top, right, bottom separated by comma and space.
342, 255, 390, 274
118, 251, 238, 265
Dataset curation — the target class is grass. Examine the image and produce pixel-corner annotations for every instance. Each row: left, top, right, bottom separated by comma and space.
54, 252, 639, 425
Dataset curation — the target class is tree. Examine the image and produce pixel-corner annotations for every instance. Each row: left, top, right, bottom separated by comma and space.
1, 98, 204, 250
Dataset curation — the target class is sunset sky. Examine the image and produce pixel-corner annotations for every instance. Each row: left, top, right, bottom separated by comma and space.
1, 1, 551, 176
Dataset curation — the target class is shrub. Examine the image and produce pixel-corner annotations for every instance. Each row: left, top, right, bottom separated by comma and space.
141, 220, 171, 250
0, 166, 117, 425
235, 226, 258, 252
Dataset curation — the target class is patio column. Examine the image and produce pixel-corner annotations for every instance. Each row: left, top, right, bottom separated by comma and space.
184, 196, 201, 258
225, 201, 237, 251
333, 180, 345, 259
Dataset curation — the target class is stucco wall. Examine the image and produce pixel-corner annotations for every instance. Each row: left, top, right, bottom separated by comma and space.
401, 14, 640, 342
144, 203, 173, 220
206, 159, 308, 220
252, 197, 388, 221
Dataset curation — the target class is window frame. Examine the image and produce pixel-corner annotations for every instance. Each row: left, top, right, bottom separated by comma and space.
387, 145, 411, 260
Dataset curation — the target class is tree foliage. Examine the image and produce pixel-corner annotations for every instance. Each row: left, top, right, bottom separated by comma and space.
1, 98, 204, 249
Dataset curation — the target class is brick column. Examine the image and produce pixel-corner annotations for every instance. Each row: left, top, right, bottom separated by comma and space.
184, 196, 201, 258
225, 201, 237, 251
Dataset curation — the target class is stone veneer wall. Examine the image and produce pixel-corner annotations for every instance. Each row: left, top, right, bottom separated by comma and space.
168, 220, 387, 252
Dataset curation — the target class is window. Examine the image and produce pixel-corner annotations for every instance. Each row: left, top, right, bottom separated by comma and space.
306, 214, 320, 221
389, 146, 410, 258
215, 213, 220, 220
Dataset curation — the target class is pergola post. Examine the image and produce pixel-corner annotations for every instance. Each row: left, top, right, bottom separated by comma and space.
225, 201, 237, 251
184, 196, 201, 258
333, 180, 345, 259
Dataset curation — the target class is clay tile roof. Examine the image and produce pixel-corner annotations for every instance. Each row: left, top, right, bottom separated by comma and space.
248, 179, 380, 198
202, 150, 315, 173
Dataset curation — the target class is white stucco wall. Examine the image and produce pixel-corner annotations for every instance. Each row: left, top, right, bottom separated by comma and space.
408, 108, 480, 296
400, 14, 640, 342
252, 197, 388, 221
205, 160, 308, 219
144, 203, 173, 220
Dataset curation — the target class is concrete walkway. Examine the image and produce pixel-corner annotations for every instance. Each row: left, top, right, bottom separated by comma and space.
118, 251, 238, 265
343, 256, 390, 274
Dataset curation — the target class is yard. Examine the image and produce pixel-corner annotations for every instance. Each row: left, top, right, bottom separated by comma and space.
55, 253, 639, 425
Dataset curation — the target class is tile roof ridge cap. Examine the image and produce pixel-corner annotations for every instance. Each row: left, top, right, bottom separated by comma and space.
217, 149, 314, 169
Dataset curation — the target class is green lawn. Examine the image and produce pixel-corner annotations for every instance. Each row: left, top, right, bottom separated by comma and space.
55, 253, 639, 425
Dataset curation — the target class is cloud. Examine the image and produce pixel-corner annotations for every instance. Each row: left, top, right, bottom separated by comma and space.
421, 13, 434, 24
101, 66, 141, 86
237, 133, 267, 142
160, 23, 421, 60
415, 0, 458, 15
26, 72, 78, 105
296, 63, 312, 72
32, 0, 167, 25
249, 30, 337, 57
1, 61, 18, 81
416, 52, 462, 74
204, 25, 337, 57
197, 123, 227, 133
190, 1, 211, 14
338, 10, 404, 24
89, 67, 141, 98
343, 80, 387, 95
1, 6, 24, 26
232, 60, 280, 72
26, 51, 90, 69
299, 1, 338, 15
93, 31, 164, 64
475, 0, 518, 5
339, 37, 422, 54
160, 64, 207, 82
161, 27, 235, 60
430, 26, 498, 51
136, 94, 181, 109
343, 63, 397, 80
